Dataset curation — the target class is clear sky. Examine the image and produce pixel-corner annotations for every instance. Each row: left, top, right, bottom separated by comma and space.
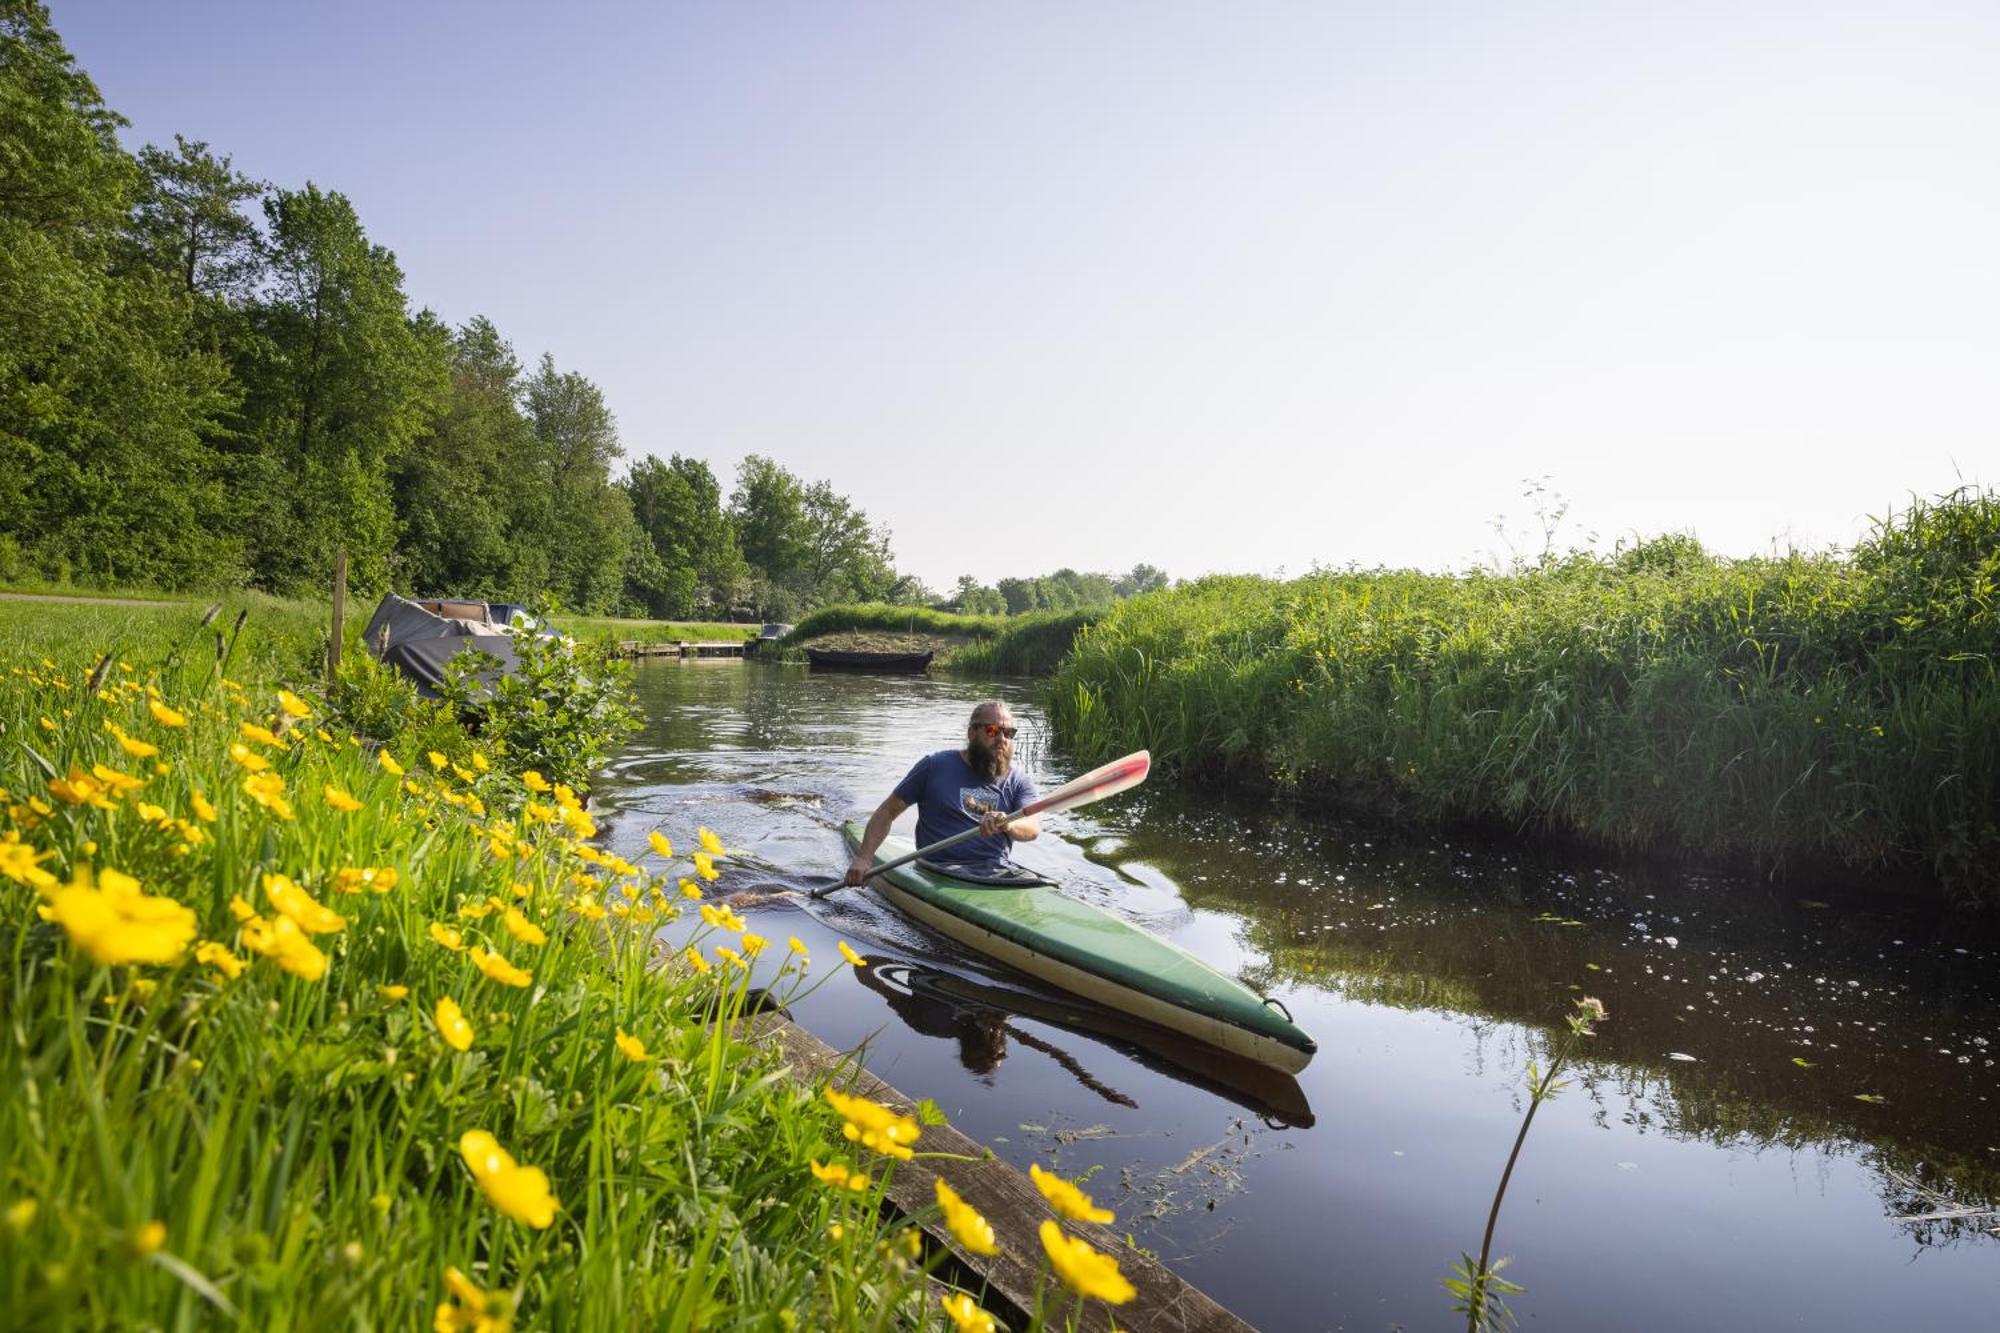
52, 1, 1999, 590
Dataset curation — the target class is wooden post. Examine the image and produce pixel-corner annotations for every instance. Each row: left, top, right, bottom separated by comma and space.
328, 550, 348, 685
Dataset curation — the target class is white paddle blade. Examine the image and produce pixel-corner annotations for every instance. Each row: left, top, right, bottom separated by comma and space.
1020, 750, 1151, 818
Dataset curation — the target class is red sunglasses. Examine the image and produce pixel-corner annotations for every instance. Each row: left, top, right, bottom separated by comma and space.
973, 723, 1018, 740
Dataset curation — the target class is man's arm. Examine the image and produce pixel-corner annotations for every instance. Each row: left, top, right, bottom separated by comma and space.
846, 794, 909, 885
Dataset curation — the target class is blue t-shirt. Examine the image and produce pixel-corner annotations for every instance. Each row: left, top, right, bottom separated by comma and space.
892, 749, 1038, 867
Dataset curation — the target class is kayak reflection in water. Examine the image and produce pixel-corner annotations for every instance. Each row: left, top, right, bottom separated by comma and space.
845, 700, 1047, 888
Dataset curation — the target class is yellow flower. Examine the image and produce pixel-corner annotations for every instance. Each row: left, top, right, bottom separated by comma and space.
452, 764, 476, 784
0, 836, 56, 891
242, 771, 294, 820
1030, 1163, 1114, 1224
741, 933, 767, 956
839, 941, 867, 968
1039, 1221, 1134, 1304
90, 764, 147, 800
434, 996, 475, 1051
378, 984, 410, 1002
679, 879, 702, 900
135, 801, 166, 822
698, 903, 747, 933
521, 770, 550, 793
570, 895, 607, 922
47, 768, 114, 809
240, 912, 329, 981
714, 946, 744, 968
940, 1293, 997, 1333
106, 723, 158, 759
470, 946, 533, 988
148, 699, 187, 728
647, 830, 672, 859
428, 750, 449, 771
682, 947, 710, 975
379, 752, 406, 777
458, 1130, 558, 1229
323, 785, 364, 813
935, 1179, 998, 1256
333, 865, 399, 894
429, 922, 467, 952
264, 873, 346, 933
40, 866, 196, 966
226, 742, 270, 773
786, 935, 809, 958
239, 721, 284, 748
471, 750, 490, 773
277, 688, 311, 719
692, 851, 719, 881
809, 1159, 871, 1193
824, 1087, 919, 1161
435, 1265, 511, 1332
501, 906, 546, 946
5, 1198, 35, 1235
614, 1028, 650, 1062
133, 1220, 167, 1256
190, 789, 217, 822
194, 940, 247, 980
697, 826, 725, 857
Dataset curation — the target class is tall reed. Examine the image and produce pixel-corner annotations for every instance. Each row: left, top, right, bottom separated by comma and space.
1048, 491, 2000, 899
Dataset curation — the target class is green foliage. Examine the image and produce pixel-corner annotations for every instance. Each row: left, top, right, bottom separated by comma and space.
1049, 492, 2000, 900
726, 456, 898, 618
437, 615, 641, 790
0, 611, 941, 1329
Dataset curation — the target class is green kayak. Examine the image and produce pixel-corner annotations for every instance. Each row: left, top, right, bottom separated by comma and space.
843, 823, 1317, 1073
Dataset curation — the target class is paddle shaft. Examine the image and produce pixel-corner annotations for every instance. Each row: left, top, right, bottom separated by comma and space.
809, 811, 1025, 899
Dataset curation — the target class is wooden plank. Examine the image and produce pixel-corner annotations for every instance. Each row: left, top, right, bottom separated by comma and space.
740, 1011, 1260, 1333
327, 550, 347, 684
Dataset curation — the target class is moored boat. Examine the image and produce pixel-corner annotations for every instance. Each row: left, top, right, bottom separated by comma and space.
843, 823, 1317, 1073
806, 647, 933, 672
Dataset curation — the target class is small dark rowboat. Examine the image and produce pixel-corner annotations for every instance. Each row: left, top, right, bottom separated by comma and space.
804, 647, 933, 673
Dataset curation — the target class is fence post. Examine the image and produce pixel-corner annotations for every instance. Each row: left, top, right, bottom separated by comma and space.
328, 550, 348, 686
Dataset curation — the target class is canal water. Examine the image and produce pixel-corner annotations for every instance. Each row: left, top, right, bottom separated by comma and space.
596, 661, 2000, 1332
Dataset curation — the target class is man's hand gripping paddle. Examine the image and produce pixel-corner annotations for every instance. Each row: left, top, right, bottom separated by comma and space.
810, 751, 1151, 901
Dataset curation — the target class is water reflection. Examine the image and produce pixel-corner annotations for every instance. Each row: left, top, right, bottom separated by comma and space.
851, 954, 1315, 1126
596, 660, 2000, 1332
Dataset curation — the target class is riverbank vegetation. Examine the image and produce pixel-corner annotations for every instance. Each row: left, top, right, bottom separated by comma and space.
0, 596, 1153, 1328
1050, 489, 2000, 899
781, 604, 1104, 675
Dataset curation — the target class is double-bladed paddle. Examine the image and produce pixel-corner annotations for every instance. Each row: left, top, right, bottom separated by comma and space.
810, 750, 1151, 900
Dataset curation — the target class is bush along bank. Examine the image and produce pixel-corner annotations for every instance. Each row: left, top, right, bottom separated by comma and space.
1047, 490, 2000, 902
780, 603, 1103, 675
0, 604, 1144, 1329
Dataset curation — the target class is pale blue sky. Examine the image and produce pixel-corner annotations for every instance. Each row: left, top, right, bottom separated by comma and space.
55, 2, 1999, 588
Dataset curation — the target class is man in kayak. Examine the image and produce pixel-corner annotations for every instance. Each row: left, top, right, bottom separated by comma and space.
845, 700, 1043, 886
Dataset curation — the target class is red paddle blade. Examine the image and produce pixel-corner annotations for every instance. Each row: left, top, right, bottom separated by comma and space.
1019, 751, 1151, 818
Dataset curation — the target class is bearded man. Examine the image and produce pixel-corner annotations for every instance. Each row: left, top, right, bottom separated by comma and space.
845, 700, 1042, 887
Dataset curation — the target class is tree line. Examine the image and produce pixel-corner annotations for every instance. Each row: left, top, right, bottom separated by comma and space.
0, 4, 917, 619
0, 5, 1173, 622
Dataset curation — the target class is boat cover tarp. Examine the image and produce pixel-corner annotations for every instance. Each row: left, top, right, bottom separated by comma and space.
363, 593, 524, 699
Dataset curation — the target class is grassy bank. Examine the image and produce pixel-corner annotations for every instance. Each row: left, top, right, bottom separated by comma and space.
0, 601, 1081, 1328
782, 604, 1101, 675
1048, 491, 2000, 900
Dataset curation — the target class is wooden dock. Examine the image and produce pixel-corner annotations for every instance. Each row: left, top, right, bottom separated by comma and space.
617, 639, 753, 659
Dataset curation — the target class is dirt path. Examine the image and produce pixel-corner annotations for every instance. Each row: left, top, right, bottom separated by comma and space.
0, 592, 193, 608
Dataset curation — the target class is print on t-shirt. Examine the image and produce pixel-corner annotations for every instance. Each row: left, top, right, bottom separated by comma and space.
960, 788, 1002, 820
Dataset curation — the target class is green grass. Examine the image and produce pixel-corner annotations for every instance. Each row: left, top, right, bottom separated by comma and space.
0, 601, 1057, 1328
1048, 491, 2000, 900
557, 616, 759, 646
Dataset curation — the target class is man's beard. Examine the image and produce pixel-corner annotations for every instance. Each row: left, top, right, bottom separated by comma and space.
969, 736, 1011, 779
